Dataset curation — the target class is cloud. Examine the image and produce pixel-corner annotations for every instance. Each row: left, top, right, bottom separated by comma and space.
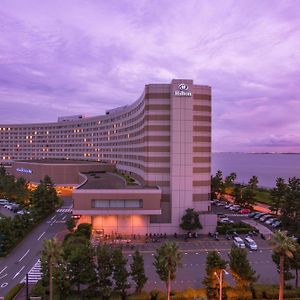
0, 0, 300, 152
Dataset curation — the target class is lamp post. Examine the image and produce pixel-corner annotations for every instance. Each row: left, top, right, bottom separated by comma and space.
214, 269, 229, 300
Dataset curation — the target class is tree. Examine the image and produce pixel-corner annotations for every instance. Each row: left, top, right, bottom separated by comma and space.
96, 244, 114, 299
248, 176, 259, 189
41, 238, 63, 300
112, 248, 130, 299
280, 177, 300, 234
53, 259, 71, 300
241, 187, 256, 208
75, 223, 92, 239
31, 176, 60, 220
270, 231, 298, 300
203, 251, 227, 300
211, 170, 224, 199
232, 185, 243, 206
153, 241, 182, 300
229, 247, 257, 288
270, 178, 287, 215
65, 218, 76, 232
224, 172, 237, 194
272, 252, 294, 285
180, 208, 202, 231
131, 250, 148, 293
64, 235, 96, 294
290, 244, 300, 288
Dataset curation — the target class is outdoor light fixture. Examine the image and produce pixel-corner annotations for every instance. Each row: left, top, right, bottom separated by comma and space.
214, 269, 229, 300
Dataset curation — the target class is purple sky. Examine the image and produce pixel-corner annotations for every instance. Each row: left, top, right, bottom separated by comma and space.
1, 0, 300, 153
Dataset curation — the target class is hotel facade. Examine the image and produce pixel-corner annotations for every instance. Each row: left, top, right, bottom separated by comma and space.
0, 79, 216, 234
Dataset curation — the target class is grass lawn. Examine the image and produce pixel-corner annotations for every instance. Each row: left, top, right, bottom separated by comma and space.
254, 188, 272, 205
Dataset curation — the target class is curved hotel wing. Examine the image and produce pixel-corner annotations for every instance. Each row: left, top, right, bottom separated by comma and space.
0, 79, 216, 234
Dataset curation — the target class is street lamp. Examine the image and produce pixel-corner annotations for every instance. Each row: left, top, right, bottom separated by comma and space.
214, 269, 229, 300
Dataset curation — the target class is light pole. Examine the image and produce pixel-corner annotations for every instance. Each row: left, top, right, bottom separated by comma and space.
214, 269, 229, 300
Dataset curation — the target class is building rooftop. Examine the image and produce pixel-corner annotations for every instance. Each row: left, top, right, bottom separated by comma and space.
78, 172, 149, 190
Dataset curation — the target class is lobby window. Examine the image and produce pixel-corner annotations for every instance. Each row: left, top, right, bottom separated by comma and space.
92, 199, 142, 208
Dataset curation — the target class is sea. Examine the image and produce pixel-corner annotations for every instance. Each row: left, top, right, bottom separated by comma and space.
212, 153, 300, 188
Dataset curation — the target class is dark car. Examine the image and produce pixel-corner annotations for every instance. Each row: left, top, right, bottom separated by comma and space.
254, 213, 266, 220
248, 212, 258, 218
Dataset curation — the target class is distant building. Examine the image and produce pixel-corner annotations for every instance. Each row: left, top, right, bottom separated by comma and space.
1, 79, 216, 234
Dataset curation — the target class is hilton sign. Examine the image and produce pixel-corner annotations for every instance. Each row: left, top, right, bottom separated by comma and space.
174, 83, 192, 97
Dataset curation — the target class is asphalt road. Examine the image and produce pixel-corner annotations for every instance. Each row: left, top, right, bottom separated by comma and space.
0, 196, 72, 297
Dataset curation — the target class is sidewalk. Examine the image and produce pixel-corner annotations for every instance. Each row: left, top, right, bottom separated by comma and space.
243, 219, 273, 237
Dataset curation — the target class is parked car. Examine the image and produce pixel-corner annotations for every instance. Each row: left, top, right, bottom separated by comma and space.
260, 214, 273, 222
233, 236, 245, 248
219, 217, 234, 224
233, 206, 242, 212
248, 212, 258, 218
225, 204, 233, 209
265, 218, 277, 225
229, 205, 238, 211
254, 213, 266, 220
244, 237, 258, 250
272, 220, 282, 228
4, 204, 13, 210
230, 205, 241, 211
0, 199, 9, 206
216, 201, 226, 206
217, 213, 228, 218
240, 208, 251, 214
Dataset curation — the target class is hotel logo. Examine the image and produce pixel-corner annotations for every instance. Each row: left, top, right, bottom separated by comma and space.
174, 83, 192, 97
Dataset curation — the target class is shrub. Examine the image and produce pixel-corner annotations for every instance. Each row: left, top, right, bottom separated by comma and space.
226, 287, 252, 300
4, 283, 25, 300
30, 280, 46, 297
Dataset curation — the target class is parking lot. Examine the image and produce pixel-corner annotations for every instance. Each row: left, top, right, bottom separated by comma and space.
211, 199, 281, 233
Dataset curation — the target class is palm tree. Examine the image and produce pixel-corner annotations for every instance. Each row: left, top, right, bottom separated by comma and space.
41, 238, 63, 300
153, 241, 182, 300
248, 175, 259, 189
270, 231, 297, 300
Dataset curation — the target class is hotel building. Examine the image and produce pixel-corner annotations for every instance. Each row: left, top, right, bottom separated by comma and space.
0, 79, 216, 234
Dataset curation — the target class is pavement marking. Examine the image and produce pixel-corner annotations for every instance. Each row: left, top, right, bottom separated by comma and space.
50, 215, 56, 221
21, 260, 42, 284
50, 219, 57, 226
1, 282, 8, 288
18, 249, 30, 262
0, 266, 7, 275
0, 274, 8, 280
56, 208, 72, 213
13, 266, 25, 279
37, 231, 46, 241
62, 215, 67, 220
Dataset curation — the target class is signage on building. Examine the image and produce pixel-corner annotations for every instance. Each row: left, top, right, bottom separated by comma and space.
16, 167, 32, 174
174, 83, 192, 97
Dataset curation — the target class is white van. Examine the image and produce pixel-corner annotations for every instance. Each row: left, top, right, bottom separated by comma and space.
0, 199, 9, 206
233, 237, 245, 248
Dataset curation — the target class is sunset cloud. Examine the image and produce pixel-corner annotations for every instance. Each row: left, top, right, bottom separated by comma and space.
0, 0, 300, 152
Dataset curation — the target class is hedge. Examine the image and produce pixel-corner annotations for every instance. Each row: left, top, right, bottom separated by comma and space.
4, 283, 25, 300
217, 222, 257, 234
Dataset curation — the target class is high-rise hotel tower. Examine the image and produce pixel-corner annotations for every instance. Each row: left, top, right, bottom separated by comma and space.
0, 79, 215, 233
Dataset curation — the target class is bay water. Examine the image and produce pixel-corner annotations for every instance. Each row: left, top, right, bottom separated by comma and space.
212, 152, 300, 188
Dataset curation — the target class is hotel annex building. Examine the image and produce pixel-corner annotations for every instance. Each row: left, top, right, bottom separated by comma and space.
0, 79, 216, 234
